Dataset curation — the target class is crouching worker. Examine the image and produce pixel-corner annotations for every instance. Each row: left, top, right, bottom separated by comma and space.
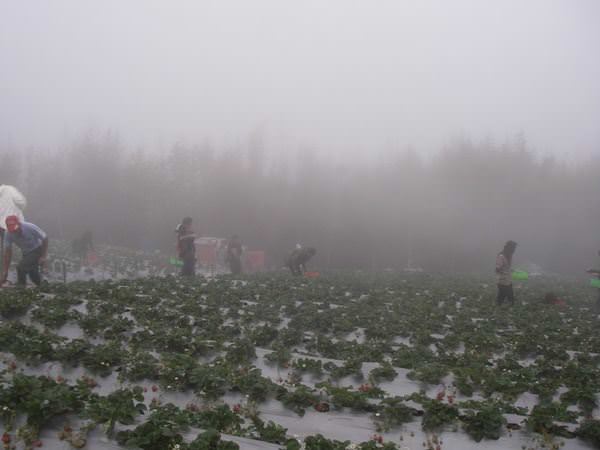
0, 215, 48, 287
285, 246, 316, 276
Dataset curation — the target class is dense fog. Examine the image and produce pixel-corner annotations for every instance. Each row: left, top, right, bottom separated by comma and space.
1, 132, 599, 274
1, 1, 600, 274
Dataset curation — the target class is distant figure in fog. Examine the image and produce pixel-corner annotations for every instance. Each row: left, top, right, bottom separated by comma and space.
72, 230, 94, 261
585, 249, 600, 309
226, 235, 243, 275
175, 217, 196, 277
285, 246, 316, 276
496, 240, 517, 305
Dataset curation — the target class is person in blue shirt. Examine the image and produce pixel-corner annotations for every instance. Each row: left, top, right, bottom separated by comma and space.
0, 215, 48, 287
226, 235, 243, 275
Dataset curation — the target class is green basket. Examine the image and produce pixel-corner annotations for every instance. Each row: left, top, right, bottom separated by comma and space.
590, 278, 600, 288
169, 257, 183, 267
512, 271, 529, 281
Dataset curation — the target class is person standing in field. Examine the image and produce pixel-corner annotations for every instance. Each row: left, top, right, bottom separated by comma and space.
585, 249, 600, 310
0, 215, 48, 287
285, 246, 317, 276
226, 235, 243, 275
72, 230, 94, 261
496, 240, 517, 305
176, 217, 196, 277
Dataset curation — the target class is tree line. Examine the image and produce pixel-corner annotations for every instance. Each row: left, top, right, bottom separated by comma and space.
2, 131, 599, 274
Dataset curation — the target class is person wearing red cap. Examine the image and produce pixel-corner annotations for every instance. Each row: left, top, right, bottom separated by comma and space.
0, 216, 48, 287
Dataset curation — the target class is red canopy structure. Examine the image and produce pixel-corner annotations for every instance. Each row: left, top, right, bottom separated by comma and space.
244, 250, 265, 272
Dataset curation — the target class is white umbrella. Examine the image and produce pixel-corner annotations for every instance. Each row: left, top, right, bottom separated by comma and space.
0, 184, 26, 227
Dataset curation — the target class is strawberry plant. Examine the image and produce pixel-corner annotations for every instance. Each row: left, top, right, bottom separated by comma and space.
1, 374, 90, 446
275, 384, 318, 416
118, 350, 160, 381
0, 323, 60, 363
302, 434, 350, 450
84, 386, 146, 435
527, 402, 578, 437
187, 404, 243, 434
316, 383, 377, 412
0, 290, 35, 318
368, 362, 398, 383
225, 338, 257, 366
81, 341, 124, 376
292, 358, 323, 376
461, 404, 506, 441
248, 417, 288, 444
229, 367, 276, 402
577, 419, 600, 448
185, 429, 240, 450
420, 398, 459, 431
116, 404, 188, 450
373, 397, 414, 431
264, 344, 292, 367
188, 363, 230, 400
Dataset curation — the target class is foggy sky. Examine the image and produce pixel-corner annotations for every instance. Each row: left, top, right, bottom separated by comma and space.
1, 0, 599, 159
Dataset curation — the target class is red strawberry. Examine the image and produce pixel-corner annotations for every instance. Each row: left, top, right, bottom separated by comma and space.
81, 376, 97, 388
314, 402, 330, 412
371, 434, 383, 444
233, 404, 241, 414
151, 385, 158, 392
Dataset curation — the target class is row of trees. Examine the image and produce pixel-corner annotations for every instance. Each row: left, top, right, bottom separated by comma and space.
2, 132, 599, 273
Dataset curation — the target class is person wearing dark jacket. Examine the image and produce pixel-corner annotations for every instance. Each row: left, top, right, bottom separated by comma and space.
176, 217, 196, 277
285, 247, 316, 276
72, 230, 94, 260
495, 240, 517, 305
226, 235, 243, 275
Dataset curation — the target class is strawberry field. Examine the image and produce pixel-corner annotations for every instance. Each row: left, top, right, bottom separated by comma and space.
1, 268, 600, 450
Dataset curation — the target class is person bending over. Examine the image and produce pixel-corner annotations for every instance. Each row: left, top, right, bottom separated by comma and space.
286, 247, 316, 276
0, 215, 48, 287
